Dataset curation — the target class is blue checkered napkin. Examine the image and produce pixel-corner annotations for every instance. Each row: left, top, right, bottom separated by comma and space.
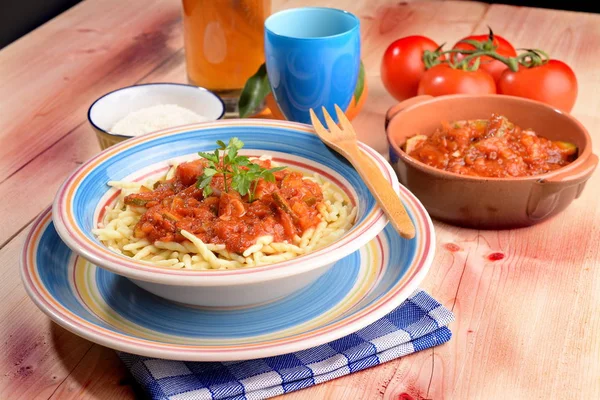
119, 289, 454, 400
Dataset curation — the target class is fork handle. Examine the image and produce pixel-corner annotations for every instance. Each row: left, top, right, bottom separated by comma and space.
343, 145, 416, 239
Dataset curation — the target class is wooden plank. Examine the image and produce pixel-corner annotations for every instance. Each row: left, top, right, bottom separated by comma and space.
48, 345, 137, 400
0, 228, 95, 399
0, 0, 183, 181
0, 127, 100, 246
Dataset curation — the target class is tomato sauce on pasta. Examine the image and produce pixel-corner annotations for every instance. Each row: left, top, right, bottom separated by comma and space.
93, 154, 356, 270
125, 158, 324, 254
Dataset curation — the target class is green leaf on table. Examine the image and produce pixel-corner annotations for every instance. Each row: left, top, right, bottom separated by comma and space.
238, 63, 271, 118
353, 60, 366, 105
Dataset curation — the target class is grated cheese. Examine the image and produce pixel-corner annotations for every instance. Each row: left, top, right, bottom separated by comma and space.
111, 104, 208, 137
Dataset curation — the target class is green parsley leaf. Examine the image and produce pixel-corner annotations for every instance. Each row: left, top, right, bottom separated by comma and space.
230, 137, 244, 150
234, 175, 252, 196
226, 146, 236, 164
198, 151, 218, 164
247, 163, 261, 173
235, 155, 250, 166
263, 172, 274, 182
203, 168, 217, 177
196, 139, 286, 201
197, 175, 213, 188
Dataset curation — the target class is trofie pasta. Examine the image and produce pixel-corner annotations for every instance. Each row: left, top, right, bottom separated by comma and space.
93, 139, 356, 270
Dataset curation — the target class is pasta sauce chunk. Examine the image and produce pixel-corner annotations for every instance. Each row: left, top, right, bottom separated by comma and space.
125, 158, 323, 254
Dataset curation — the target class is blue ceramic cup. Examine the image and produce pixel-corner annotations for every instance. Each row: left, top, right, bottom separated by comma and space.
264, 7, 360, 124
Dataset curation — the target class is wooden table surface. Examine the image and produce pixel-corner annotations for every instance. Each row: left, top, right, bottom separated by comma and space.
1, 0, 599, 399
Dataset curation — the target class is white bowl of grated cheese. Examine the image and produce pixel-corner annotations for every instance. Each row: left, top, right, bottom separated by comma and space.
88, 83, 225, 150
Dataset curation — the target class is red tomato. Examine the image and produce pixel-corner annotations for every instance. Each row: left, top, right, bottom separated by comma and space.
417, 64, 496, 97
381, 36, 439, 101
498, 60, 578, 112
453, 34, 517, 82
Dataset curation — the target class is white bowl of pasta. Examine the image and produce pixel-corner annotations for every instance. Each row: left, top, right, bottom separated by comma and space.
53, 120, 405, 307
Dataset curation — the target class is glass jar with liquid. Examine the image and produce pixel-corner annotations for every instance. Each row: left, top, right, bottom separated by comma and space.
182, 0, 271, 117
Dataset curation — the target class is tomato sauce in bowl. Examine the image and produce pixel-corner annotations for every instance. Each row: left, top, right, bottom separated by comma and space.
404, 114, 577, 177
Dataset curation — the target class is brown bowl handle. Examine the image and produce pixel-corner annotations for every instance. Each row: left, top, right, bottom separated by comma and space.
385, 95, 434, 129
527, 153, 598, 220
544, 153, 598, 188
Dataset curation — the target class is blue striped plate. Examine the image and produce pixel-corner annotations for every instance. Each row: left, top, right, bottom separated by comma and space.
21, 200, 434, 361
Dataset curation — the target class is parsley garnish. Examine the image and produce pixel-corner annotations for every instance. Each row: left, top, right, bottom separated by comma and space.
196, 138, 285, 202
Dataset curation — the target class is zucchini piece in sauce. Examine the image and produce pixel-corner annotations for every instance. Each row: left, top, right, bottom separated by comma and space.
403, 135, 428, 154
126, 197, 151, 207
555, 141, 578, 157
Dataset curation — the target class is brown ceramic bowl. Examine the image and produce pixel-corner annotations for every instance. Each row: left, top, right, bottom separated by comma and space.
385, 94, 598, 229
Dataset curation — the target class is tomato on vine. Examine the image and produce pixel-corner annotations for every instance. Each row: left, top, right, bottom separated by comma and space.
498, 59, 577, 112
379, 29, 578, 111
452, 31, 517, 82
381, 36, 441, 101
417, 63, 496, 97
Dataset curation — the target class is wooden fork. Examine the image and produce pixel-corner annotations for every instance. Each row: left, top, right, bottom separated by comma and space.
310, 105, 416, 240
